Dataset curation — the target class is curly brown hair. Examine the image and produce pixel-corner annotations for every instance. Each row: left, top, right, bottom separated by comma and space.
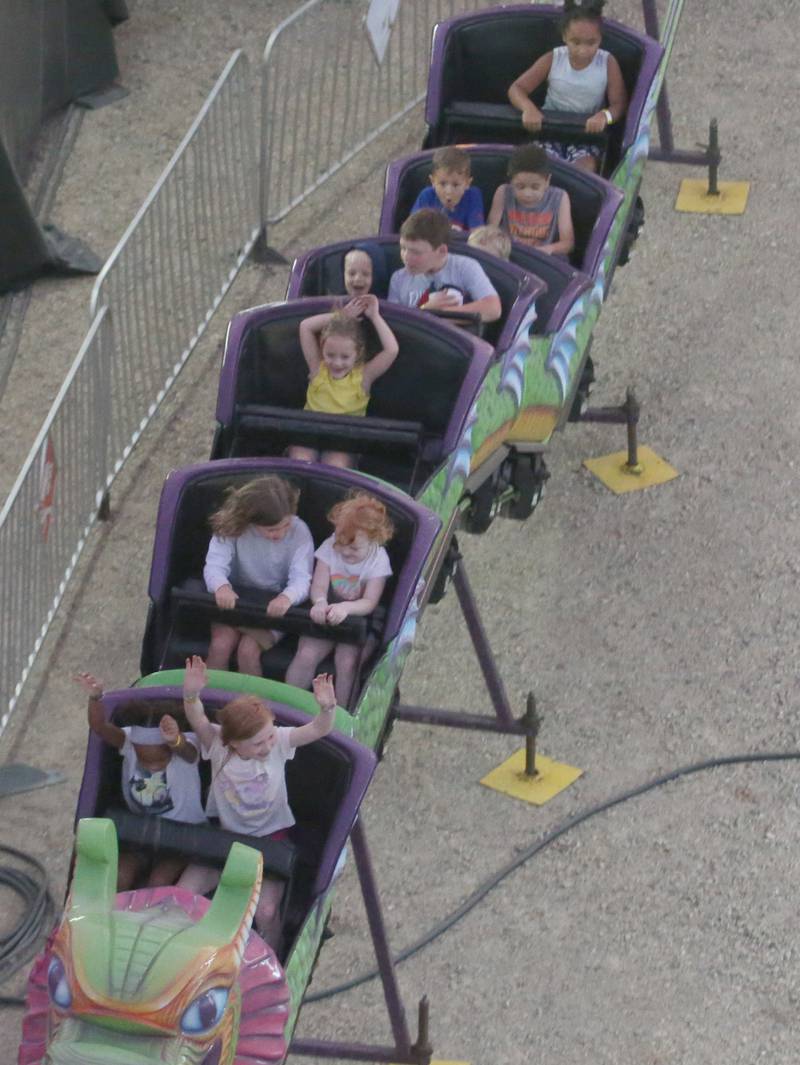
320, 312, 367, 364
210, 475, 299, 538
328, 492, 394, 547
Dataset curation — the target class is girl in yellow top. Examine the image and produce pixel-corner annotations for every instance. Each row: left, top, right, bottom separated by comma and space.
290, 295, 399, 468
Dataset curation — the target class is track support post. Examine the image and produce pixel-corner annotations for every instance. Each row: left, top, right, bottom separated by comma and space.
521, 692, 541, 779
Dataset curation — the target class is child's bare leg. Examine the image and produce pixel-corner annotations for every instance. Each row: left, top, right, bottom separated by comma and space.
176, 862, 221, 896
237, 634, 265, 676
117, 848, 146, 891
333, 642, 362, 707
147, 855, 187, 888
236, 627, 277, 676
254, 877, 285, 947
575, 154, 598, 173
288, 445, 319, 463
320, 450, 355, 469
285, 635, 335, 690
207, 622, 240, 669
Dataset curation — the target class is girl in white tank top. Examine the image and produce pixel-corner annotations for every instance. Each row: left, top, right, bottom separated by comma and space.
507, 0, 628, 173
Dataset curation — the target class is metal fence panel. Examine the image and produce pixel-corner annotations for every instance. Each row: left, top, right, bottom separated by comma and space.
0, 308, 110, 736
90, 49, 260, 479
260, 0, 501, 227
0, 51, 260, 739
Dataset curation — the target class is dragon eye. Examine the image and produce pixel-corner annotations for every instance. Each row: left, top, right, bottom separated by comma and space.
47, 956, 72, 1009
180, 987, 229, 1034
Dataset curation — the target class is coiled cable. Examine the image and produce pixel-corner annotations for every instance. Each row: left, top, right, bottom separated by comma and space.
0, 844, 54, 1007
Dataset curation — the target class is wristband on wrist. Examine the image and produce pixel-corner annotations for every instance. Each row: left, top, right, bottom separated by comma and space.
168, 733, 183, 748
603, 108, 613, 126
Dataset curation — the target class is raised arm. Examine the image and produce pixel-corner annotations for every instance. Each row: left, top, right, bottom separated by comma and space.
508, 53, 553, 132
359, 296, 399, 390
539, 190, 575, 258
159, 714, 199, 763
299, 311, 337, 376
289, 673, 337, 748
181, 656, 217, 751
487, 185, 507, 228
75, 672, 125, 750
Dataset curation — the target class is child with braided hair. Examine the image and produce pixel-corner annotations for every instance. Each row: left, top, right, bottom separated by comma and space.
508, 0, 627, 173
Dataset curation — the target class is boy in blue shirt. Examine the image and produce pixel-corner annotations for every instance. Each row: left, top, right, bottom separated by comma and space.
409, 146, 484, 232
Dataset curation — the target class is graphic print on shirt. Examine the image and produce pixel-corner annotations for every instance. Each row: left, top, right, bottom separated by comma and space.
330, 570, 364, 600
128, 766, 173, 814
507, 206, 556, 246
220, 765, 272, 823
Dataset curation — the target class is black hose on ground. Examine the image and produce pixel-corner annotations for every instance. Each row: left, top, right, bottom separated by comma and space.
0, 844, 54, 1007
306, 751, 800, 1003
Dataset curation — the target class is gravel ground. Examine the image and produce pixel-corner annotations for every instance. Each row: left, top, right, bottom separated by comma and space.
2, 2, 799, 1064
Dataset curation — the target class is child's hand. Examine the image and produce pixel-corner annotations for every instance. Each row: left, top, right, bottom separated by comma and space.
521, 103, 542, 132
342, 297, 366, 319
215, 584, 238, 610
310, 599, 329, 624
159, 715, 179, 745
359, 293, 379, 320
267, 593, 291, 618
425, 289, 462, 311
312, 673, 337, 713
326, 602, 349, 625
74, 672, 103, 698
183, 656, 207, 699
586, 111, 607, 134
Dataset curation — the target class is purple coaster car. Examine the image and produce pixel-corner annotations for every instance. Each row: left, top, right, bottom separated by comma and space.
286, 235, 545, 354
212, 296, 495, 494
378, 144, 623, 285
140, 457, 440, 695
422, 4, 663, 179
74, 683, 378, 951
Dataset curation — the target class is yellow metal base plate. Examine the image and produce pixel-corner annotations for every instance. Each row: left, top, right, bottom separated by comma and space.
583, 445, 678, 495
675, 178, 750, 215
481, 751, 582, 806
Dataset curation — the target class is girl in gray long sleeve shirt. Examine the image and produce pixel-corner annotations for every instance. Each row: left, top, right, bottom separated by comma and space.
203, 476, 314, 676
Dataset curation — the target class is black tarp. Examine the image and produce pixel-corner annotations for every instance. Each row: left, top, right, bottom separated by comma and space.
0, 0, 128, 293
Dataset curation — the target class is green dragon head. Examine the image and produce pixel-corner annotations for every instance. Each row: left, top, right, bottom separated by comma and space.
31, 818, 281, 1065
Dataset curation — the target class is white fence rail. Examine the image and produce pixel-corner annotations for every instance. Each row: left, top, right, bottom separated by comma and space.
0, 51, 259, 739
90, 49, 259, 476
0, 309, 111, 734
259, 0, 495, 228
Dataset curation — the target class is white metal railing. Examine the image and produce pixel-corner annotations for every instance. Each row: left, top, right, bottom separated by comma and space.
259, 0, 495, 230
90, 49, 259, 478
0, 51, 260, 739
0, 309, 111, 734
